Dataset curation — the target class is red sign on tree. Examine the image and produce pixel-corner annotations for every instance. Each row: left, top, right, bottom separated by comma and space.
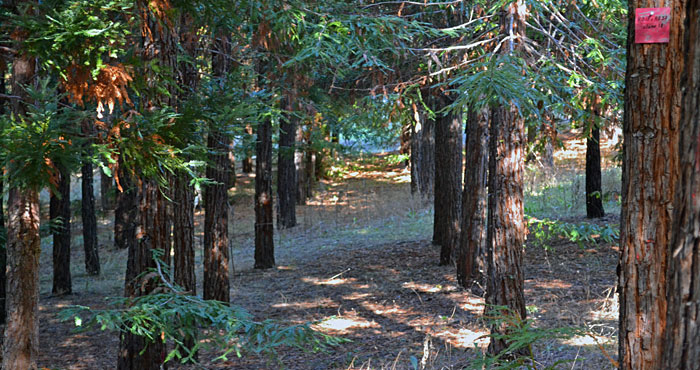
635, 8, 671, 44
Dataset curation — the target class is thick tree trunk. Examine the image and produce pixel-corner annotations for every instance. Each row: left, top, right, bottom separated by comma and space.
173, 174, 195, 293
242, 125, 254, 174
203, 132, 231, 302
255, 118, 275, 269
100, 171, 114, 211
82, 128, 100, 275
457, 108, 488, 288
3, 15, 39, 367
585, 124, 605, 218
277, 103, 297, 228
4, 188, 40, 370
410, 105, 435, 198
203, 34, 232, 303
619, 2, 686, 369
486, 104, 527, 355
118, 180, 167, 370
295, 125, 309, 205
50, 166, 72, 295
0, 60, 7, 326
114, 165, 138, 250
432, 97, 462, 266
662, 3, 700, 365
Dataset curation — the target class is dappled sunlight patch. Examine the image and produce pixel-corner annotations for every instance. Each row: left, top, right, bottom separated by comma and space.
301, 276, 357, 286
315, 315, 379, 334
342, 292, 372, 301
458, 296, 484, 314
560, 334, 613, 347
272, 297, 335, 310
434, 328, 489, 349
402, 281, 444, 293
534, 279, 573, 290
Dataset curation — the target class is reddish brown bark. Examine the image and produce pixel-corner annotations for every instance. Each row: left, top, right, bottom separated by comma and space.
410, 103, 435, 198
661, 1, 700, 366
81, 128, 100, 275
457, 108, 488, 288
619, 1, 686, 368
432, 96, 462, 266
242, 125, 254, 174
3, 7, 40, 366
277, 98, 298, 228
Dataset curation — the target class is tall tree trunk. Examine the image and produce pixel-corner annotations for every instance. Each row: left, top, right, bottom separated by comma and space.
486, 104, 527, 355
255, 118, 275, 269
457, 107, 488, 288
585, 122, 605, 218
100, 171, 114, 211
173, 175, 195, 293
619, 1, 686, 368
277, 100, 297, 228
662, 2, 700, 365
0, 56, 7, 326
3, 21, 40, 366
432, 96, 462, 266
400, 120, 411, 168
118, 180, 167, 370
203, 35, 231, 303
410, 103, 435, 198
50, 165, 72, 295
114, 164, 138, 250
82, 124, 100, 275
295, 124, 309, 205
241, 125, 254, 173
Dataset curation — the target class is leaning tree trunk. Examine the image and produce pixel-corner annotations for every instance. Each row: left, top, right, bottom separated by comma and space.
619, 1, 686, 369
585, 121, 605, 218
82, 124, 100, 275
410, 104, 435, 198
51, 165, 72, 295
432, 96, 463, 266
457, 107, 488, 288
3, 19, 39, 367
117, 180, 167, 370
255, 118, 275, 269
662, 2, 700, 365
277, 99, 297, 229
203, 34, 231, 303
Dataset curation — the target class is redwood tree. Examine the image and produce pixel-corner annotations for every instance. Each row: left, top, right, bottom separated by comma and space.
410, 103, 434, 198
457, 107, 488, 287
277, 96, 298, 228
432, 95, 462, 266
585, 100, 605, 218
50, 165, 72, 295
662, 2, 700, 365
81, 122, 100, 275
203, 34, 231, 303
619, 1, 686, 368
3, 1, 41, 367
255, 116, 275, 269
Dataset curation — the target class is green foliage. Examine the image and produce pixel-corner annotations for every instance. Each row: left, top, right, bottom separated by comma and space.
0, 79, 82, 192
467, 306, 587, 370
59, 264, 348, 365
527, 217, 619, 251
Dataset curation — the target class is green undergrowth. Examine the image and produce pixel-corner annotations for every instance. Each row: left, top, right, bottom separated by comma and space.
527, 217, 619, 251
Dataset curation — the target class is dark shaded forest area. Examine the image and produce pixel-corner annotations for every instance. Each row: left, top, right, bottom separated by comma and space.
0, 0, 699, 369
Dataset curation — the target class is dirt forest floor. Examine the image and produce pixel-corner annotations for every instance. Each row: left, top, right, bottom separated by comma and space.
35, 130, 621, 370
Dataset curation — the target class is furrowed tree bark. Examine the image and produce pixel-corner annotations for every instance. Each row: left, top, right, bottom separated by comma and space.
0, 61, 7, 325
118, 180, 167, 370
255, 117, 275, 269
486, 104, 527, 355
203, 34, 231, 303
410, 103, 434, 198
51, 165, 72, 295
3, 14, 40, 366
662, 2, 700, 366
619, 1, 686, 368
432, 96, 462, 266
295, 124, 308, 205
485, 2, 528, 355
82, 123, 100, 275
457, 107, 488, 288
277, 98, 297, 229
